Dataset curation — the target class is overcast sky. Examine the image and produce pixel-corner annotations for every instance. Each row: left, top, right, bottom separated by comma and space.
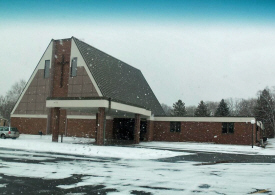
1, 0, 275, 106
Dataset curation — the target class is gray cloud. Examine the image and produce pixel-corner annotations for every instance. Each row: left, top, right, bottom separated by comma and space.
1, 22, 275, 106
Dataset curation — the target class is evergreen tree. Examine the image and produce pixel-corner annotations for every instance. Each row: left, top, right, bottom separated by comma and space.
195, 101, 210, 117
172, 100, 186, 116
215, 99, 230, 116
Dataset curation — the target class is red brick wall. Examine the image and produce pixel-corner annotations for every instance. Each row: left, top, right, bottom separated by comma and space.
51, 39, 71, 97
13, 69, 50, 115
105, 120, 114, 139
59, 110, 67, 135
66, 118, 113, 139
11, 117, 47, 135
145, 120, 154, 141
154, 121, 257, 145
68, 66, 99, 97
66, 119, 96, 138
49, 39, 72, 136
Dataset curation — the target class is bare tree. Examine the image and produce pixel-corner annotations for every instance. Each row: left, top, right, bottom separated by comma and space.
0, 79, 26, 120
225, 98, 235, 116
0, 95, 6, 117
254, 88, 275, 138
205, 101, 219, 116
235, 98, 257, 116
161, 103, 172, 116
186, 105, 196, 116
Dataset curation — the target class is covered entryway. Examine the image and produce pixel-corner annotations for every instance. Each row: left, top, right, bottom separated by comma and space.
46, 97, 152, 145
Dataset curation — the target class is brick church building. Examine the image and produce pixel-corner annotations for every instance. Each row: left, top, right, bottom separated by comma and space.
11, 37, 263, 145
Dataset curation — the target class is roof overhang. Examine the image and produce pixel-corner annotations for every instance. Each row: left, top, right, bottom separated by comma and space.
46, 97, 151, 117
153, 117, 256, 123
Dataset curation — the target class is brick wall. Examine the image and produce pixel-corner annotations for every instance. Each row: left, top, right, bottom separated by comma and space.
105, 120, 114, 139
68, 66, 98, 97
66, 119, 113, 139
49, 39, 71, 135
154, 121, 257, 145
11, 117, 47, 134
51, 39, 71, 97
13, 69, 50, 115
66, 119, 96, 138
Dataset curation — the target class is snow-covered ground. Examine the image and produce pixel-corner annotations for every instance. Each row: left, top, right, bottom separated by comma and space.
0, 134, 187, 159
140, 138, 275, 155
0, 135, 274, 194
1, 134, 275, 157
0, 150, 274, 194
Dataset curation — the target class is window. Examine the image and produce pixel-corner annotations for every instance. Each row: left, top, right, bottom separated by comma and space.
71, 57, 77, 77
44, 60, 50, 78
10, 127, 18, 132
222, 122, 234, 133
170, 122, 181, 132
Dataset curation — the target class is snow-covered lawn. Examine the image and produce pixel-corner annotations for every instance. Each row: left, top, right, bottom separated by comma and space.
1, 134, 275, 157
0, 134, 188, 159
139, 138, 275, 156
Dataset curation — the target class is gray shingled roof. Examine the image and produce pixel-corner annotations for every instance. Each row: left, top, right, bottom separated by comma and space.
73, 37, 165, 116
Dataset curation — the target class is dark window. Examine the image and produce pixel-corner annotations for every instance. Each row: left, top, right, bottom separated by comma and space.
170, 122, 181, 132
10, 127, 18, 132
44, 60, 50, 78
222, 122, 234, 133
71, 57, 77, 77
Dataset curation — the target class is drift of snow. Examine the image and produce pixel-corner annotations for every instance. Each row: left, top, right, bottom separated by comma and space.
0, 135, 188, 160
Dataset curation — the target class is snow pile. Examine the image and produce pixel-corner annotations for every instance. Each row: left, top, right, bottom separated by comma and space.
139, 139, 275, 155
0, 134, 187, 159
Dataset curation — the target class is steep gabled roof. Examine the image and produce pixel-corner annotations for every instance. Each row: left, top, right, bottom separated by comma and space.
73, 37, 165, 116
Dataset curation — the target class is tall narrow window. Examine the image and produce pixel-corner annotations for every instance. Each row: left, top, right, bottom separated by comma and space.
71, 57, 77, 77
44, 60, 50, 78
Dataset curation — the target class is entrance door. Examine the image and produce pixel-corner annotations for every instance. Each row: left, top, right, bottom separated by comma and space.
113, 118, 135, 140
